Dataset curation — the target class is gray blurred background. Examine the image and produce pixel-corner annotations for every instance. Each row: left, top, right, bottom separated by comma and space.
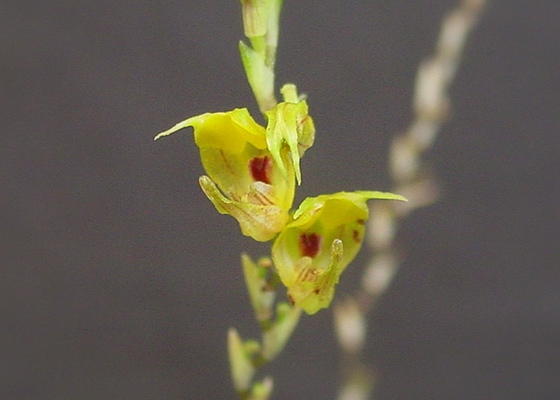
2, 1, 560, 399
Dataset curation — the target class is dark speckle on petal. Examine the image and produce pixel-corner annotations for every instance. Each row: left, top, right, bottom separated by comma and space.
299, 232, 321, 258
249, 156, 272, 184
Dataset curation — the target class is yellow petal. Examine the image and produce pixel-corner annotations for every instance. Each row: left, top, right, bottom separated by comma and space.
286, 239, 344, 314
199, 175, 289, 242
155, 109, 266, 152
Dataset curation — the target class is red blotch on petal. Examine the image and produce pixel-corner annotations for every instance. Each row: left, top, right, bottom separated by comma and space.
249, 156, 272, 184
299, 233, 322, 258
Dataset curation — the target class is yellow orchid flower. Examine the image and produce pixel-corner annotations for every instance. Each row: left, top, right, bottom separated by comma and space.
272, 191, 407, 314
155, 105, 312, 242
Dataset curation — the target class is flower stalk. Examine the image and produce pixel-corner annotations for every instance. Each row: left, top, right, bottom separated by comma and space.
239, 0, 284, 113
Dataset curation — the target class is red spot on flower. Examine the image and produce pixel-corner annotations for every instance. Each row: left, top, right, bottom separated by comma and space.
299, 233, 321, 258
352, 230, 361, 242
249, 156, 272, 184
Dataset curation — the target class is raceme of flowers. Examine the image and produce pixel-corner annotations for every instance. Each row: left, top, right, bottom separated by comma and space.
155, 85, 405, 314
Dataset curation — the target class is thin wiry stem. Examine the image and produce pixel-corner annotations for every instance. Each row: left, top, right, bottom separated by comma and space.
334, 1, 487, 399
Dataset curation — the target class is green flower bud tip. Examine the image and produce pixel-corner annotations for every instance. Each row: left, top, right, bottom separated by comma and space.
250, 376, 274, 400
240, 0, 272, 38
228, 328, 256, 392
242, 253, 276, 323
272, 191, 407, 314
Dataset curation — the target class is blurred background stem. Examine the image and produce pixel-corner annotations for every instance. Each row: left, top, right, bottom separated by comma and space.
333, 1, 487, 399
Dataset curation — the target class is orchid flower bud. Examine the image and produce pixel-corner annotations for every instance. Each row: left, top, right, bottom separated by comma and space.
239, 0, 272, 38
